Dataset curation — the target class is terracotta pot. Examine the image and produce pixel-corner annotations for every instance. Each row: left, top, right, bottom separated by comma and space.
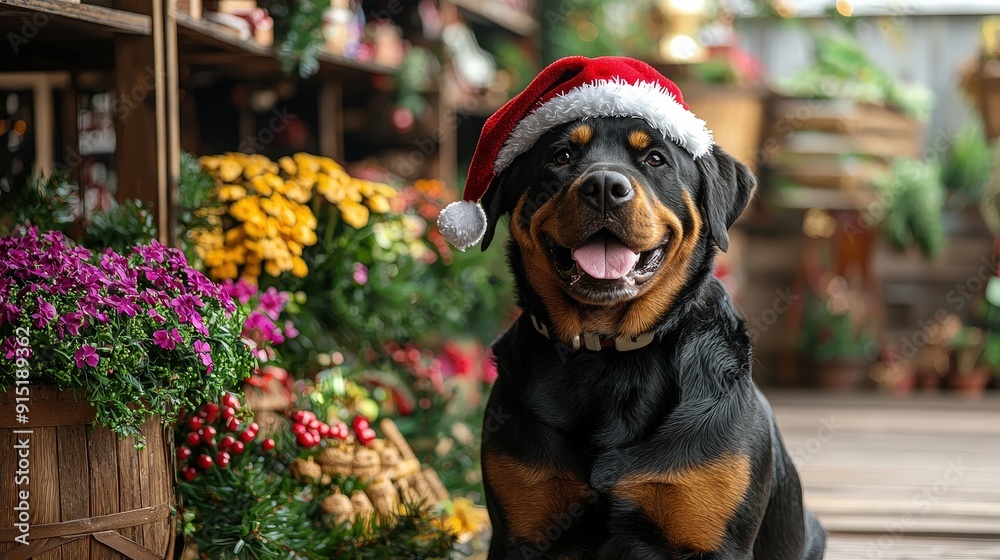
915, 367, 944, 392
947, 368, 992, 397
813, 358, 872, 391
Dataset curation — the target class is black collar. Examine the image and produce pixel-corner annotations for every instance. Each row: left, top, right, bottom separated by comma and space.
529, 314, 655, 352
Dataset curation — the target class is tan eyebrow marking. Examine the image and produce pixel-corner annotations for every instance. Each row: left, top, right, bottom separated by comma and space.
568, 124, 593, 145
629, 130, 652, 151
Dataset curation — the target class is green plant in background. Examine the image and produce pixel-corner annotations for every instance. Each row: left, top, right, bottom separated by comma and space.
940, 119, 994, 208
777, 33, 935, 121
260, 0, 327, 78
544, 0, 656, 60
0, 172, 79, 235
799, 280, 878, 363
77, 199, 157, 253
177, 151, 223, 264
869, 158, 946, 258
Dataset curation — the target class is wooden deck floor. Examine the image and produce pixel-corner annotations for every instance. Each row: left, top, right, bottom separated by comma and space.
769, 392, 1000, 560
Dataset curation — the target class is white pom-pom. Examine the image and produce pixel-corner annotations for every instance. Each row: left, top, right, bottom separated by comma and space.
437, 200, 487, 251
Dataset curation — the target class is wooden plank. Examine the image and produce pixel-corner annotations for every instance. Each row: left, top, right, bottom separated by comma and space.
319, 80, 344, 162
114, 0, 169, 240
165, 0, 181, 248
0, 428, 17, 555
116, 433, 143, 551
449, 0, 539, 37
92, 531, 160, 560
88, 425, 121, 560
0, 387, 94, 429
827, 535, 1000, 560
56, 425, 90, 560
0, 0, 151, 34
31, 427, 61, 560
139, 418, 171, 557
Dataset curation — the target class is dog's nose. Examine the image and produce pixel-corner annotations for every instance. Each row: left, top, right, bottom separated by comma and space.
578, 171, 634, 212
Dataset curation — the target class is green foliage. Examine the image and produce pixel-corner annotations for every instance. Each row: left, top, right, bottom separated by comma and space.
260, 0, 327, 78
177, 151, 222, 263
78, 199, 157, 253
940, 119, 994, 207
777, 33, 934, 121
178, 430, 456, 559
870, 158, 946, 258
544, 0, 655, 60
0, 172, 79, 235
799, 295, 878, 362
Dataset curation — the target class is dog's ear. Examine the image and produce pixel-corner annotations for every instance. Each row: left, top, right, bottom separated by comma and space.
479, 164, 522, 251
695, 147, 756, 253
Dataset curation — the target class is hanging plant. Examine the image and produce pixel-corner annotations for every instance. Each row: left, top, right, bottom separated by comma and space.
260, 0, 327, 78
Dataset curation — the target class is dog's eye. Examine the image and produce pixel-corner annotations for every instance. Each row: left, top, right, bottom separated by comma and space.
644, 152, 665, 167
553, 149, 572, 166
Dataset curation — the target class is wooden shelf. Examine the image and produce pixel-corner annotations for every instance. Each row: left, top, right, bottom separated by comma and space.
0, 0, 151, 35
176, 12, 396, 79
450, 0, 539, 37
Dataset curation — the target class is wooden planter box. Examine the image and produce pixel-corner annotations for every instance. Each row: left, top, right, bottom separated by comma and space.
683, 85, 766, 172
975, 59, 1000, 141
765, 97, 925, 191
0, 387, 174, 560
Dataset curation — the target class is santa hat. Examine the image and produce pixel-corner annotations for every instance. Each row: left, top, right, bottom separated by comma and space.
437, 55, 714, 250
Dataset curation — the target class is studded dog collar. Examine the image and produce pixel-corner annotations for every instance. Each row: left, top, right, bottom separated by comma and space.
529, 315, 656, 352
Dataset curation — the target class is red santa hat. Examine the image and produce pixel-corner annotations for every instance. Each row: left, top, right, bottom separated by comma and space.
437, 55, 714, 250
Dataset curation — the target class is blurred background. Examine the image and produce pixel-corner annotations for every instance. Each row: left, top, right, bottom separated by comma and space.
1, 0, 999, 558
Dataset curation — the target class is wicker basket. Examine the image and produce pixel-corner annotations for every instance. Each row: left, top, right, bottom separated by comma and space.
0, 387, 174, 560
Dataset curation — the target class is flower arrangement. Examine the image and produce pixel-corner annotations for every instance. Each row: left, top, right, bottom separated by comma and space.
0, 227, 254, 439
196, 152, 396, 282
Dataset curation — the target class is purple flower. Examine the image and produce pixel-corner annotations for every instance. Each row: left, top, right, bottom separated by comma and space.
135, 239, 167, 263
152, 328, 181, 351
258, 287, 288, 319
1, 337, 30, 360
190, 313, 209, 337
106, 295, 140, 318
193, 340, 211, 354
0, 301, 21, 324
200, 353, 214, 374
61, 311, 86, 337
284, 321, 298, 339
147, 308, 166, 324
223, 278, 258, 304
74, 345, 99, 368
353, 262, 368, 286
32, 297, 57, 328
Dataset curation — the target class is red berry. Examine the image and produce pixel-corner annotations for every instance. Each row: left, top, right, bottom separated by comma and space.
333, 422, 349, 440
202, 425, 218, 439
216, 451, 231, 468
225, 417, 241, 432
291, 423, 307, 435
181, 466, 197, 481
296, 431, 317, 447
177, 446, 193, 461
186, 432, 201, 447
219, 435, 236, 450
262, 438, 276, 451
204, 402, 220, 416
238, 429, 256, 443
356, 427, 377, 446
197, 408, 209, 418
318, 423, 331, 438
230, 441, 245, 454
187, 416, 205, 430
222, 393, 240, 410
307, 419, 320, 430
291, 410, 307, 423
196, 454, 214, 470
352, 415, 369, 432
222, 406, 237, 421
247, 422, 260, 436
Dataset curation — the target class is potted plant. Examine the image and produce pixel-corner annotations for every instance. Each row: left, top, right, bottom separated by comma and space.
798, 276, 878, 390
0, 226, 253, 559
947, 324, 993, 397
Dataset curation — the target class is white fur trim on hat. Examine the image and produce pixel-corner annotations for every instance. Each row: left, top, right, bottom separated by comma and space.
437, 200, 487, 251
494, 79, 714, 174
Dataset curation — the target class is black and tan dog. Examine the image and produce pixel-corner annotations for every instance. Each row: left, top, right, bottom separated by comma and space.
475, 116, 827, 559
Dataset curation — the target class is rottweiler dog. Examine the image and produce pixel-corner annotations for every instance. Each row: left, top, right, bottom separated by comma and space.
477, 117, 827, 559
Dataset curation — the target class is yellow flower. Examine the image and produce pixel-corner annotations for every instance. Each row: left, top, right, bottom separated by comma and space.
279, 156, 297, 176
292, 225, 318, 246
212, 262, 239, 280
293, 152, 320, 175
366, 194, 392, 214
338, 199, 370, 229
225, 226, 247, 245
199, 155, 222, 171
218, 184, 247, 202
264, 259, 282, 277
219, 159, 243, 183
285, 185, 311, 204
291, 256, 308, 278
249, 175, 274, 196
230, 196, 263, 222
286, 240, 303, 256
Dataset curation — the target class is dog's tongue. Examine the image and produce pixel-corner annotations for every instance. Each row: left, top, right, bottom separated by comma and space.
571, 236, 640, 280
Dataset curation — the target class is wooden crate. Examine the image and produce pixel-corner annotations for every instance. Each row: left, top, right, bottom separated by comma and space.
684, 86, 767, 172
0, 387, 174, 560
977, 59, 1000, 141
765, 97, 924, 191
